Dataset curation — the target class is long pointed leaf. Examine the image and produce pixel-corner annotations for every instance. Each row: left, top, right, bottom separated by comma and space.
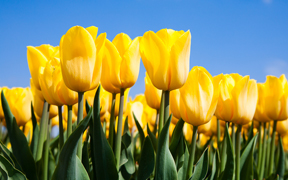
133, 112, 145, 149
0, 155, 27, 180
147, 124, 157, 152
138, 136, 155, 180
30, 103, 39, 160
177, 141, 189, 180
190, 147, 209, 180
169, 118, 184, 156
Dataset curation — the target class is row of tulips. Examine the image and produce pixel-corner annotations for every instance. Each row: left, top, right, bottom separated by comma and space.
0, 25, 287, 180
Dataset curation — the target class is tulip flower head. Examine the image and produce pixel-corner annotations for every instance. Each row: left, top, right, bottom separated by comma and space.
144, 72, 162, 110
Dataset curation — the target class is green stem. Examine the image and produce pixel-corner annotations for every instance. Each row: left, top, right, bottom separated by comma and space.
77, 92, 84, 158
42, 119, 51, 180
108, 93, 116, 148
220, 122, 228, 173
265, 122, 271, 178
103, 121, 106, 134
232, 123, 235, 153
186, 125, 198, 179
153, 109, 159, 135
236, 124, 242, 180
259, 122, 267, 180
22, 124, 26, 133
67, 105, 73, 139
58, 106, 64, 150
36, 101, 49, 162
163, 90, 170, 124
158, 91, 165, 135
114, 88, 125, 170
268, 120, 277, 176
257, 122, 263, 173
217, 119, 221, 151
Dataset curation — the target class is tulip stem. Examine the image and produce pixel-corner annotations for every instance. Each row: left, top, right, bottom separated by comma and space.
108, 93, 116, 148
153, 109, 159, 135
236, 124, 242, 180
232, 123, 235, 153
103, 121, 106, 134
217, 119, 221, 151
115, 88, 125, 170
186, 125, 198, 179
158, 91, 165, 135
58, 106, 64, 150
36, 101, 49, 162
268, 120, 277, 176
164, 90, 170, 124
77, 92, 84, 158
257, 122, 263, 173
259, 122, 267, 180
42, 119, 51, 180
220, 122, 228, 173
67, 105, 73, 139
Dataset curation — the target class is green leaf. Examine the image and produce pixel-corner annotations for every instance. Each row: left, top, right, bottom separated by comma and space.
177, 141, 189, 180
1, 91, 38, 180
51, 108, 92, 180
175, 134, 185, 171
208, 150, 220, 180
48, 151, 56, 180
120, 131, 135, 180
276, 137, 285, 180
133, 112, 145, 149
138, 136, 155, 180
147, 124, 157, 152
82, 141, 90, 174
0, 141, 22, 171
123, 116, 129, 135
169, 118, 185, 156
219, 123, 235, 180
30, 103, 39, 160
240, 134, 258, 180
154, 115, 178, 180
0, 155, 27, 180
90, 86, 118, 180
85, 100, 91, 115
190, 147, 209, 180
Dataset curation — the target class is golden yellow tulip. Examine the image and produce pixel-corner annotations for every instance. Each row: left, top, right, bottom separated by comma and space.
27, 44, 58, 90
215, 74, 258, 125
253, 83, 272, 122
198, 120, 212, 136
276, 119, 288, 136
170, 89, 181, 119
179, 66, 219, 126
5, 87, 33, 126
144, 73, 161, 110
140, 29, 191, 91
60, 26, 106, 92
183, 123, 193, 143
125, 101, 144, 129
101, 111, 110, 122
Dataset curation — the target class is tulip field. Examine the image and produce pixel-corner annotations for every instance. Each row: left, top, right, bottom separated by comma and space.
1, 26, 288, 180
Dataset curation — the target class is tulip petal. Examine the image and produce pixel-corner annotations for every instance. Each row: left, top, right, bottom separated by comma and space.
156, 29, 184, 50
112, 33, 132, 57
86, 26, 98, 40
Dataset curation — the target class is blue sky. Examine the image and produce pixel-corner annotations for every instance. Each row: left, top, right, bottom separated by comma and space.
0, 0, 287, 98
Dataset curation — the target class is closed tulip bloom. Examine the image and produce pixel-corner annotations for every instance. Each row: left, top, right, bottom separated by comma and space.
183, 123, 193, 143
60, 26, 106, 92
179, 66, 219, 126
140, 29, 191, 91
198, 120, 212, 136
144, 73, 162, 109
126, 101, 144, 129
5, 87, 33, 126
215, 74, 258, 125
27, 44, 58, 90
276, 119, 288, 136
170, 89, 181, 119
104, 33, 141, 89
264, 75, 288, 121
253, 83, 272, 122
108, 88, 130, 116
0, 87, 8, 119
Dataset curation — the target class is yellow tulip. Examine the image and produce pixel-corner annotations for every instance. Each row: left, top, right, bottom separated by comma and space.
27, 44, 58, 90
183, 123, 193, 143
170, 89, 181, 119
262, 75, 288, 121
125, 101, 144, 129
198, 120, 212, 136
140, 29, 191, 91
0, 87, 8, 120
179, 66, 219, 126
253, 83, 272, 122
103, 33, 141, 89
5, 87, 33, 126
144, 72, 162, 110
63, 105, 77, 123
276, 119, 288, 136
108, 89, 130, 115
101, 111, 110, 122
169, 122, 176, 137
215, 74, 258, 125
60, 26, 106, 92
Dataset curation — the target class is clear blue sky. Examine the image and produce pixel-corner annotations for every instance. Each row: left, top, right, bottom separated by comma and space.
0, 0, 287, 98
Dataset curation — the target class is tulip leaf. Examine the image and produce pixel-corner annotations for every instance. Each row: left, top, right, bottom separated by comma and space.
90, 86, 118, 180
147, 124, 157, 152
208, 150, 220, 180
133, 112, 145, 149
137, 136, 155, 180
154, 115, 178, 180
175, 134, 185, 171
123, 116, 129, 135
177, 141, 189, 180
276, 137, 285, 180
240, 133, 258, 180
30, 103, 39, 160
51, 108, 92, 180
0, 155, 27, 180
120, 132, 135, 179
169, 118, 184, 157
85, 100, 91, 115
219, 123, 235, 180
0, 141, 22, 172
190, 147, 209, 180
82, 141, 90, 174
1, 91, 38, 180
48, 150, 56, 180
